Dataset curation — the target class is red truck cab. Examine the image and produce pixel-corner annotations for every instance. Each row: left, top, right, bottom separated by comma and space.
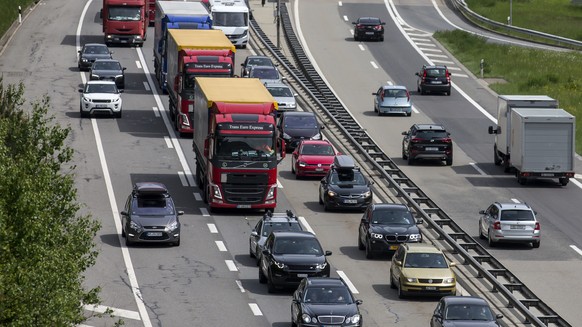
102, 0, 147, 47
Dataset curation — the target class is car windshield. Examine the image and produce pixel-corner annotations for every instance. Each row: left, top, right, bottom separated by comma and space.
301, 144, 334, 156
404, 253, 448, 268
284, 115, 318, 129
85, 83, 117, 94
426, 69, 446, 77
108, 7, 141, 21
248, 58, 273, 67
83, 46, 109, 55
445, 304, 494, 321
330, 171, 367, 186
372, 209, 413, 225
359, 18, 381, 24
93, 61, 121, 71
213, 12, 248, 27
383, 89, 408, 98
262, 222, 302, 237
415, 130, 448, 139
304, 287, 352, 304
500, 210, 535, 221
267, 86, 293, 97
251, 68, 279, 80
131, 197, 175, 216
215, 136, 274, 160
273, 238, 322, 255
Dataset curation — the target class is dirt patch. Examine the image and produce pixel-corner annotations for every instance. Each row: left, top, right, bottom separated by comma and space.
483, 78, 508, 85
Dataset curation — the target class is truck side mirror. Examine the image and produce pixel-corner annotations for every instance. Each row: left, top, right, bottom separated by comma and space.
204, 138, 209, 157
99, 9, 103, 19
488, 126, 495, 134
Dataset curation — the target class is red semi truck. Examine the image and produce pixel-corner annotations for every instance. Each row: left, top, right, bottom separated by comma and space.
166, 29, 236, 136
101, 0, 147, 47
192, 77, 284, 211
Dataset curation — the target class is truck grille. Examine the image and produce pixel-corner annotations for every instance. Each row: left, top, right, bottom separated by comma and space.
223, 173, 269, 204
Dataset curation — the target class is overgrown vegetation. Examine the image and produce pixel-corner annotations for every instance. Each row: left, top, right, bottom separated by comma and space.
0, 0, 38, 39
0, 78, 102, 326
434, 29, 582, 153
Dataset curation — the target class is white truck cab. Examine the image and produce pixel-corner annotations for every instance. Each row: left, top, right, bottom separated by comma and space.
207, 0, 249, 48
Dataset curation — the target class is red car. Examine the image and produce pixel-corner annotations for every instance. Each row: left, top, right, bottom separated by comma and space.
291, 140, 338, 179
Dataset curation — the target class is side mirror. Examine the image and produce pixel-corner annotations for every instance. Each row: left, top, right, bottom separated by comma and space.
355, 299, 363, 305
120, 211, 128, 216
78, 89, 83, 93
372, 92, 378, 96
496, 314, 504, 319
394, 260, 402, 267
78, 50, 82, 54
177, 211, 184, 216
488, 126, 495, 134
401, 131, 408, 135
381, 22, 386, 25
433, 313, 442, 319
320, 178, 326, 184
292, 299, 300, 304
122, 67, 127, 71
99, 9, 103, 19
416, 218, 423, 225
281, 76, 287, 80
320, 125, 325, 130
241, 63, 244, 67
324, 250, 332, 256
251, 231, 258, 237
449, 262, 457, 267
479, 210, 486, 214
351, 22, 357, 25
360, 217, 366, 223
415, 72, 420, 76
293, 93, 298, 97
262, 249, 269, 255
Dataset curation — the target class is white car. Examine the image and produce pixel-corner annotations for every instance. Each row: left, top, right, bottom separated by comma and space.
78, 80, 123, 118
265, 82, 297, 114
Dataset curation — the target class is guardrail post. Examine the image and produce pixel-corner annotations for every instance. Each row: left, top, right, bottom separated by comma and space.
18, 6, 22, 24
480, 59, 484, 78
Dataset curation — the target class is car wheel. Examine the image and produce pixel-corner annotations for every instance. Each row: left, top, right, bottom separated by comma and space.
173, 239, 180, 247
358, 233, 365, 250
121, 226, 126, 237
125, 237, 133, 247
354, 34, 359, 41
365, 240, 374, 259
420, 86, 426, 95
488, 229, 496, 247
258, 266, 267, 284
446, 156, 453, 166
249, 242, 255, 258
323, 201, 330, 212
532, 240, 541, 248
559, 177, 569, 186
390, 270, 396, 289
446, 89, 451, 96
478, 222, 485, 240
291, 161, 296, 174
379, 36, 384, 42
402, 146, 408, 160
517, 174, 527, 185
406, 111, 412, 117
114, 110, 122, 119
398, 281, 406, 299
195, 163, 203, 189
267, 271, 277, 293
319, 191, 323, 205
407, 155, 414, 165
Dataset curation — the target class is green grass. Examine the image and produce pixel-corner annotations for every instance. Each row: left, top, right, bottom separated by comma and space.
0, 0, 38, 39
434, 29, 582, 153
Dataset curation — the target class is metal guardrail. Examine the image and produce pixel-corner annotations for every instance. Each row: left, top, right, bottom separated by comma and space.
249, 4, 572, 327
449, 0, 582, 49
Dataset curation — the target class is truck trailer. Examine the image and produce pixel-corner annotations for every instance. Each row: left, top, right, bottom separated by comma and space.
166, 29, 236, 135
102, 0, 147, 47
154, 1, 212, 93
192, 77, 284, 211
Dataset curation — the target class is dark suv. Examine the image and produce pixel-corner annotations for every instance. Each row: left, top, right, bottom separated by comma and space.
415, 65, 452, 96
259, 231, 332, 293
277, 111, 324, 152
90, 59, 126, 89
402, 124, 453, 166
358, 203, 423, 259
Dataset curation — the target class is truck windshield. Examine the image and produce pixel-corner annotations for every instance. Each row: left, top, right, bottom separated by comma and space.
215, 136, 274, 160
108, 7, 142, 21
213, 12, 248, 27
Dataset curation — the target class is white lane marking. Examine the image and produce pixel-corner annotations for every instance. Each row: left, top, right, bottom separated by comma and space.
336, 271, 359, 294
425, 53, 448, 58
575, 174, 582, 179
207, 223, 218, 233
135, 60, 142, 69
215, 240, 227, 252
511, 198, 521, 203
83, 304, 140, 320
343, 15, 349, 22
570, 245, 582, 256
454, 73, 469, 78
430, 59, 454, 64
350, 29, 354, 36
178, 171, 188, 187
194, 192, 202, 201
338, 1, 343, 6
571, 178, 582, 189
152, 106, 161, 118
248, 303, 263, 316
446, 66, 462, 71
200, 208, 210, 216
77, 3, 152, 326
236, 280, 246, 292
469, 162, 486, 175
370, 61, 379, 69
358, 44, 365, 51
277, 179, 283, 188
386, 81, 393, 85
143, 81, 150, 91
298, 216, 315, 235
418, 47, 442, 52
225, 260, 238, 271
164, 136, 173, 148
411, 105, 420, 114
415, 42, 436, 47
410, 37, 430, 42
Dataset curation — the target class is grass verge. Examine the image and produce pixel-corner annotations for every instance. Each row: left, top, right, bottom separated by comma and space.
0, 0, 38, 40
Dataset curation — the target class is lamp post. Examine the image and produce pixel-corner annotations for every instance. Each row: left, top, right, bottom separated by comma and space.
509, 0, 513, 26
276, 0, 281, 49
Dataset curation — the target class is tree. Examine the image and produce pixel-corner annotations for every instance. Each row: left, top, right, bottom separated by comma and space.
0, 78, 101, 326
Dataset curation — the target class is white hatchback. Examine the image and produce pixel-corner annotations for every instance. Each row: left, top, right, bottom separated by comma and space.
78, 80, 123, 118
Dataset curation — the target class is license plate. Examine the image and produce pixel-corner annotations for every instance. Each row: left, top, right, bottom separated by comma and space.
148, 232, 162, 237
431, 81, 442, 84
365, 32, 374, 35
315, 168, 323, 171
541, 173, 554, 177
511, 225, 525, 229
344, 199, 358, 204
389, 245, 399, 250
237, 204, 251, 208
95, 104, 108, 108
297, 273, 308, 278
425, 147, 439, 151
425, 286, 437, 290
121, 40, 127, 43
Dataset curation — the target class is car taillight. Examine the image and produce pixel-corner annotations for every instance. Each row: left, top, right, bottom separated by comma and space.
406, 90, 410, 102
493, 221, 501, 230
374, 25, 382, 31
356, 24, 363, 29
442, 137, 452, 143
422, 71, 427, 81
411, 138, 422, 143
534, 222, 540, 230
446, 70, 451, 82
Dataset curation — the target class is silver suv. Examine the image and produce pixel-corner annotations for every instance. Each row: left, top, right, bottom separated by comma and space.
478, 202, 540, 248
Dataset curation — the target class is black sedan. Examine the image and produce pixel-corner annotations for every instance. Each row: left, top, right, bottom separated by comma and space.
352, 17, 385, 41
292, 277, 363, 327
358, 203, 423, 258
431, 296, 503, 327
121, 182, 183, 246
89, 59, 126, 89
78, 43, 112, 71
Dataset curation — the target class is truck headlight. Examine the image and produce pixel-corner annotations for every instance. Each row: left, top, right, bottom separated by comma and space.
266, 185, 276, 200
210, 183, 222, 199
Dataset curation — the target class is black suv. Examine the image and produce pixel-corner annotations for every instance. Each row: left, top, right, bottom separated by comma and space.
402, 124, 453, 166
249, 210, 303, 263
415, 65, 452, 96
259, 231, 332, 293
319, 155, 373, 211
352, 17, 385, 42
78, 43, 112, 71
358, 203, 423, 259
277, 111, 324, 152
90, 59, 126, 89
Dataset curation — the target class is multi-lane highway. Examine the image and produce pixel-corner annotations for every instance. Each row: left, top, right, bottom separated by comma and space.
1, 0, 580, 326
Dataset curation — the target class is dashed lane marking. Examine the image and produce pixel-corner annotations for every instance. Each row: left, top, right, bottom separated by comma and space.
152, 106, 160, 117
207, 223, 218, 233
570, 245, 582, 256
225, 260, 238, 271
215, 240, 227, 252
469, 163, 486, 176
358, 44, 365, 51
194, 192, 202, 201
178, 171, 188, 187
298, 216, 315, 235
164, 136, 173, 148
236, 280, 246, 292
249, 303, 263, 316
370, 61, 378, 69
143, 81, 150, 91
200, 208, 210, 216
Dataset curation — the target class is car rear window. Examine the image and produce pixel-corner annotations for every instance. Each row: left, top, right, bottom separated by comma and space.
384, 89, 408, 98
500, 209, 535, 221
416, 130, 448, 138
360, 18, 380, 24
426, 69, 446, 77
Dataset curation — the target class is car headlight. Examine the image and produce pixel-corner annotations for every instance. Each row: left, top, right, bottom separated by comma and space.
302, 314, 316, 323
311, 133, 322, 140
82, 96, 91, 102
315, 262, 327, 270
405, 277, 418, 283
115, 74, 123, 79
371, 233, 383, 239
166, 220, 179, 232
346, 314, 361, 324
326, 190, 337, 197
81, 58, 88, 62
273, 260, 286, 269
91, 74, 99, 79
113, 97, 120, 103
409, 233, 422, 241
298, 161, 307, 167
282, 133, 292, 140
443, 277, 455, 283
362, 190, 372, 197
129, 221, 143, 233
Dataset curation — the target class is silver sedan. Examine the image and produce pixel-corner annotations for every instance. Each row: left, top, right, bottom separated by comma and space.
478, 202, 541, 248
373, 85, 412, 116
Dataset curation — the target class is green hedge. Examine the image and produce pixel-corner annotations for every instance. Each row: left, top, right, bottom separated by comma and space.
0, 0, 38, 39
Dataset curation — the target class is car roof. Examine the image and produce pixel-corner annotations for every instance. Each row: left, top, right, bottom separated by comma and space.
299, 139, 332, 146
133, 182, 168, 195
283, 111, 315, 117
495, 202, 533, 210
381, 85, 408, 91
86, 80, 116, 85
305, 277, 347, 287
83, 43, 108, 48
93, 59, 119, 63
370, 203, 410, 211
272, 231, 316, 239
403, 243, 443, 253
442, 296, 489, 306
413, 124, 446, 131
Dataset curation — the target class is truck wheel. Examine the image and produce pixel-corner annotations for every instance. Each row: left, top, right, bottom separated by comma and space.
559, 177, 569, 186
503, 160, 511, 173
195, 163, 203, 189
517, 174, 527, 185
